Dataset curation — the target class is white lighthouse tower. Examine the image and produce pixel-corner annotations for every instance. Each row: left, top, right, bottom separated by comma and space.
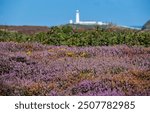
76, 10, 80, 24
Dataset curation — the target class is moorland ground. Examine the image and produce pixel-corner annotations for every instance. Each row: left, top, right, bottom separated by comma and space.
0, 25, 150, 96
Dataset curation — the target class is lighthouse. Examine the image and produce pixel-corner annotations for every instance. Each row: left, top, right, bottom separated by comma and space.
76, 10, 80, 24
69, 10, 108, 25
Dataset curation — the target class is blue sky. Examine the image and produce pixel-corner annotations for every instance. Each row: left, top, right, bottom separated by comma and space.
0, 0, 150, 26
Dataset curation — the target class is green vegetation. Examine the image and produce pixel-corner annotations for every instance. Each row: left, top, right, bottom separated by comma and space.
0, 25, 150, 47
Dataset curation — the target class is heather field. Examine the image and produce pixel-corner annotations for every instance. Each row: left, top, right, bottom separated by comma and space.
0, 42, 150, 96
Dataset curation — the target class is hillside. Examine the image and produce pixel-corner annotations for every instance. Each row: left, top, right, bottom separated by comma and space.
0, 25, 150, 96
142, 20, 150, 30
0, 24, 138, 36
0, 25, 50, 35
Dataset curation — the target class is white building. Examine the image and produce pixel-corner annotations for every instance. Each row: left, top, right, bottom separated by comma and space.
69, 10, 108, 25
